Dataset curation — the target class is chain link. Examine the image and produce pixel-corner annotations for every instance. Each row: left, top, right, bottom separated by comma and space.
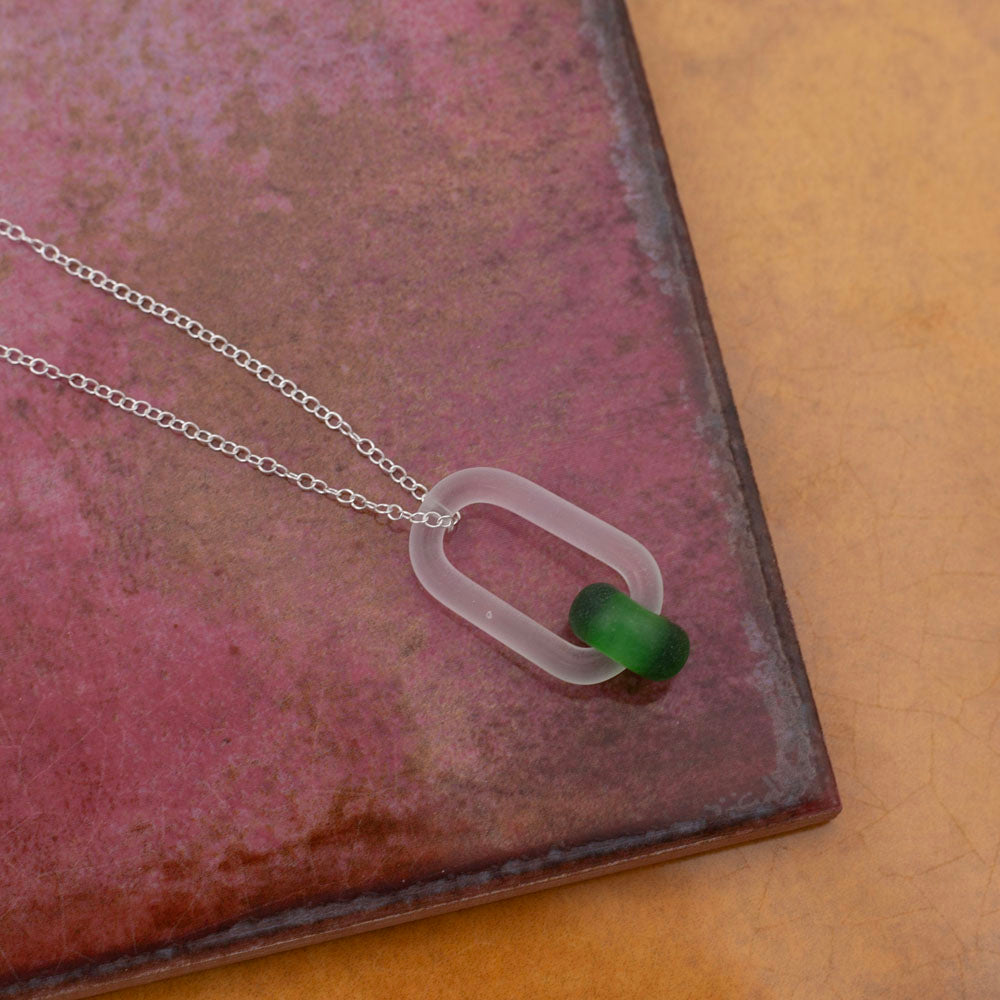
0, 218, 458, 528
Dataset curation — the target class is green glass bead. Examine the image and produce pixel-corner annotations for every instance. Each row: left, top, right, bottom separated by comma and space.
569, 583, 689, 680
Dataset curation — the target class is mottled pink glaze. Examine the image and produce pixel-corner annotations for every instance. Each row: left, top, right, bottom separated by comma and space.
0, 0, 836, 991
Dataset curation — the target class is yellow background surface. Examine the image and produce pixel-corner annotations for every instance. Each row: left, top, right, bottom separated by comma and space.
120, 2, 1000, 997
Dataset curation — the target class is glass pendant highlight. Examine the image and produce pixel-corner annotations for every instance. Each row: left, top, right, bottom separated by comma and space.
408, 468, 690, 685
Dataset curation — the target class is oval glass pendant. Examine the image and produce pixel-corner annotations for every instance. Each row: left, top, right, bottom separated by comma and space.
408, 467, 664, 685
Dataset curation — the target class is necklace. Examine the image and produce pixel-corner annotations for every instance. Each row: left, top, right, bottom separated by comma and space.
0, 217, 689, 685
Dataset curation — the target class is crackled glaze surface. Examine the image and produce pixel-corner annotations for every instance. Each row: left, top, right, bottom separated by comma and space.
0, 1, 835, 993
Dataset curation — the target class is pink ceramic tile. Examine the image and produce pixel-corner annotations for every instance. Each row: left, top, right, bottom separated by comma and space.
0, 2, 838, 996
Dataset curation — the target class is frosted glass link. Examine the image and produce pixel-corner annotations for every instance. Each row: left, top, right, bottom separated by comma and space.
409, 467, 663, 685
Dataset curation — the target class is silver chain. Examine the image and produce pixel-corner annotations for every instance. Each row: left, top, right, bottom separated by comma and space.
0, 218, 458, 529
